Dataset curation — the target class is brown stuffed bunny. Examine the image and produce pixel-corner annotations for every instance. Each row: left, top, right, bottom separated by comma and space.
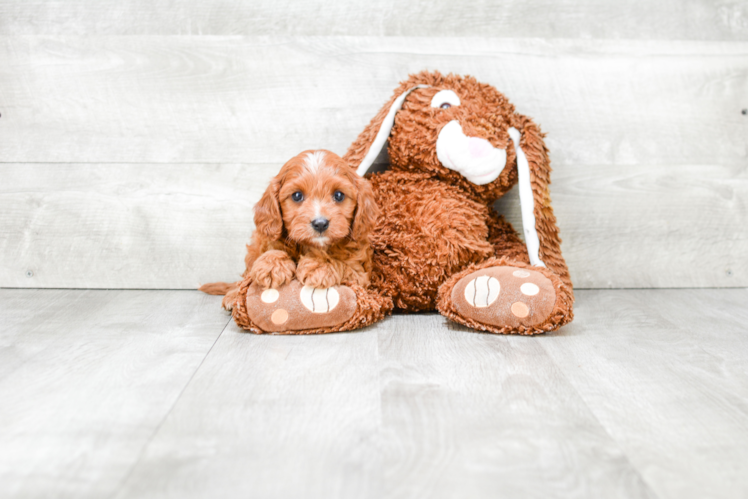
226, 71, 573, 335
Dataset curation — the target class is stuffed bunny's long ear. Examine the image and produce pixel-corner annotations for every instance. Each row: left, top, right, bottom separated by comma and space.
509, 127, 545, 268
508, 121, 572, 292
346, 85, 429, 177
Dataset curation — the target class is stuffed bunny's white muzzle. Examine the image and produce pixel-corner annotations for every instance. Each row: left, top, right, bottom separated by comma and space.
435, 120, 507, 185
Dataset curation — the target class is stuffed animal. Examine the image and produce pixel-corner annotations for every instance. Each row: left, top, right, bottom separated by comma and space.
225, 71, 573, 335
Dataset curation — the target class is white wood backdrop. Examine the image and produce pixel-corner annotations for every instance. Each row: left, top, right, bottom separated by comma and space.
0, 1, 747, 289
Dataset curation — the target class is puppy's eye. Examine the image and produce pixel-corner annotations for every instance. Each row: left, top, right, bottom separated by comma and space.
440, 103, 451, 109
291, 191, 304, 202
333, 191, 345, 202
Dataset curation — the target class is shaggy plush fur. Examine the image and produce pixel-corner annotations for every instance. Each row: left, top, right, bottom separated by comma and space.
343, 71, 574, 333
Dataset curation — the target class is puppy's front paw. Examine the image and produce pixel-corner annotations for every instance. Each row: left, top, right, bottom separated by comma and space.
250, 250, 296, 289
296, 259, 341, 289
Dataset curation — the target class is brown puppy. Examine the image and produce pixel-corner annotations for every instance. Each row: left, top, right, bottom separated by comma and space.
201, 149, 378, 304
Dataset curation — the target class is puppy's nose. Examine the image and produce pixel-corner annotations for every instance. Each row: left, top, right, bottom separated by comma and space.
311, 217, 329, 233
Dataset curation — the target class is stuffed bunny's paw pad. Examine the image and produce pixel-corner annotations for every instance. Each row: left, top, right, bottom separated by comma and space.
451, 266, 555, 329
246, 280, 356, 333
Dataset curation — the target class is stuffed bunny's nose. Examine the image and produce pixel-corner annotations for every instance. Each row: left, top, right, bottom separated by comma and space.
468, 137, 493, 159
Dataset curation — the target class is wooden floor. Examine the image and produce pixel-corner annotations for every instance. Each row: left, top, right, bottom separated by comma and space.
0, 289, 746, 497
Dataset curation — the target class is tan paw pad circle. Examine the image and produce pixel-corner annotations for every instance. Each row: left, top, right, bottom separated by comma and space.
271, 308, 289, 325
300, 285, 340, 314
261, 288, 280, 303
511, 302, 530, 318
464, 276, 500, 308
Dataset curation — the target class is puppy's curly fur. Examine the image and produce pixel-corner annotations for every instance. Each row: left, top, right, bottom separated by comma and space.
201, 150, 378, 304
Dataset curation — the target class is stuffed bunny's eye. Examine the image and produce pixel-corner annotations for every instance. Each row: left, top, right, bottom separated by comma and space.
431, 90, 461, 109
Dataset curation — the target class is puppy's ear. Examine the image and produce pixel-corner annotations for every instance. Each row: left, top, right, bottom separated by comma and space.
254, 176, 283, 241
351, 174, 379, 241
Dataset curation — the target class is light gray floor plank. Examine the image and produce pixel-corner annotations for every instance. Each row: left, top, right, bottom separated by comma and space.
0, 163, 260, 290
0, 289, 228, 498
1, 37, 745, 167
3, 289, 748, 497
117, 313, 653, 498
377, 314, 653, 498
115, 322, 384, 498
2, 0, 746, 40
541, 289, 748, 497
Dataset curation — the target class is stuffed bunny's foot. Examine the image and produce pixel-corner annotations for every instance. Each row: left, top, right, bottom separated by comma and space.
245, 279, 357, 333
439, 264, 566, 335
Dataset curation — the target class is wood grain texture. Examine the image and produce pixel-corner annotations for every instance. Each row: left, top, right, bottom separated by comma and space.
0, 37, 746, 166
116, 314, 653, 498
496, 163, 748, 289
1, 0, 747, 39
2, 288, 748, 497
376, 314, 653, 498
0, 289, 228, 498
2, 162, 746, 289
0, 163, 265, 289
542, 288, 748, 497
115, 322, 383, 498
1, 36, 745, 289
